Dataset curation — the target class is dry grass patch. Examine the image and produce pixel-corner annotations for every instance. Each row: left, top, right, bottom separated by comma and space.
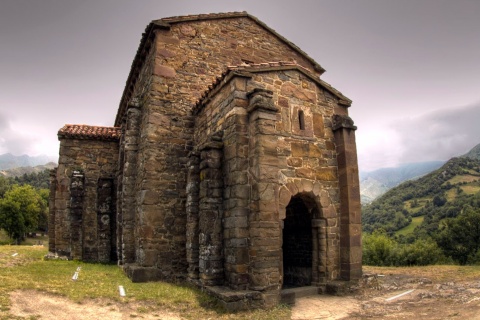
364, 265, 480, 282
446, 174, 479, 185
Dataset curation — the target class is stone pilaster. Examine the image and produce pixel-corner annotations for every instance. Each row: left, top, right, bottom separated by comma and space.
116, 121, 126, 264
97, 179, 115, 263
186, 151, 200, 281
120, 100, 141, 264
332, 114, 362, 280
198, 133, 224, 286
247, 89, 281, 307
70, 170, 85, 259
222, 101, 250, 290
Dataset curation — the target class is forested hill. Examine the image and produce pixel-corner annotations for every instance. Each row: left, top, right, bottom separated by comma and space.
462, 142, 480, 160
362, 156, 480, 236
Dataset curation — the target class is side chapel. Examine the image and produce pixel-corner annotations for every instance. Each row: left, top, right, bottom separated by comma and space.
48, 12, 362, 309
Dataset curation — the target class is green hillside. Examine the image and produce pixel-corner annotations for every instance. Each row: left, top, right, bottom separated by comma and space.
363, 156, 480, 236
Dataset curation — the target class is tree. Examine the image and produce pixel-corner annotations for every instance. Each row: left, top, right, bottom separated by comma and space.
0, 185, 43, 244
433, 194, 447, 207
37, 188, 50, 232
0, 176, 11, 197
436, 206, 480, 265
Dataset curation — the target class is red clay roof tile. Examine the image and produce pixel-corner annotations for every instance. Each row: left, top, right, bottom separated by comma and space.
58, 124, 121, 141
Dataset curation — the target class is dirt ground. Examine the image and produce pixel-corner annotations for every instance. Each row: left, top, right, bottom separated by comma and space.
291, 272, 480, 320
8, 270, 480, 320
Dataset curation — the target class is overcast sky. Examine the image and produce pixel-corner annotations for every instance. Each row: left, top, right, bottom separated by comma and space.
1, 0, 479, 171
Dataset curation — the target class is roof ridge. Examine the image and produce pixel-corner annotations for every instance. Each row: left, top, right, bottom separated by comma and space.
193, 61, 351, 114
115, 11, 327, 126
194, 61, 315, 108
157, 11, 248, 24
226, 60, 311, 72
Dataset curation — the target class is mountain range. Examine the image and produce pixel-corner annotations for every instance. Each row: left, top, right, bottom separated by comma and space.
0, 162, 57, 178
0, 153, 57, 171
362, 142, 480, 236
359, 143, 480, 203
359, 161, 446, 203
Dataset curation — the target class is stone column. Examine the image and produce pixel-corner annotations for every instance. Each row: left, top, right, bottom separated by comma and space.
312, 218, 327, 285
332, 114, 362, 280
186, 151, 200, 282
198, 133, 224, 286
247, 89, 281, 307
48, 168, 57, 252
116, 121, 126, 264
120, 100, 141, 264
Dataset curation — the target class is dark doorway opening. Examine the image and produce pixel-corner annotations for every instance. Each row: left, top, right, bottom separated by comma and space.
282, 196, 313, 288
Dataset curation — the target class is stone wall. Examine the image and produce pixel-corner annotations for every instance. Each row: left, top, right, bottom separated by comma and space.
189, 64, 359, 307
49, 13, 361, 309
51, 138, 118, 262
124, 16, 322, 280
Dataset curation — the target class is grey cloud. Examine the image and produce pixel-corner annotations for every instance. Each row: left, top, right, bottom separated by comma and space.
0, 112, 37, 156
392, 102, 480, 163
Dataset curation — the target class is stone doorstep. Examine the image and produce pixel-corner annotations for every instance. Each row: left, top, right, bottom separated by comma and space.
325, 280, 360, 296
280, 286, 321, 306
203, 286, 263, 311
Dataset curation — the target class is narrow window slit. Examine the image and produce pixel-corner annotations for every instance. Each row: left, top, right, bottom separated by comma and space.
298, 110, 305, 130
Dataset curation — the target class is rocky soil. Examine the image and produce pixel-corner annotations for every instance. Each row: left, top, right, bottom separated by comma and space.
8, 267, 480, 319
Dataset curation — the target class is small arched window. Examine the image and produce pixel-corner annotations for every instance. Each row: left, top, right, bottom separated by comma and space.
298, 110, 305, 130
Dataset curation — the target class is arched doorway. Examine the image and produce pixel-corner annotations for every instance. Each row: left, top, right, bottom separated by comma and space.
282, 195, 313, 288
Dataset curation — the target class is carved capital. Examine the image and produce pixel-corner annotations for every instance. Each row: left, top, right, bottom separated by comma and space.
198, 131, 224, 151
332, 114, 357, 131
127, 97, 141, 109
247, 88, 277, 113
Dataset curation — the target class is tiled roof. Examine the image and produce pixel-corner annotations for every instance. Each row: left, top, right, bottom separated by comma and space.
114, 11, 326, 127
58, 124, 121, 141
193, 61, 351, 114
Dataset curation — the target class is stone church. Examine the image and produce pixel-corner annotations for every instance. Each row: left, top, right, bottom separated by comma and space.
48, 12, 361, 309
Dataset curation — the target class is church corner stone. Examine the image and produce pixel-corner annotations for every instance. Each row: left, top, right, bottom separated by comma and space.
48, 11, 362, 309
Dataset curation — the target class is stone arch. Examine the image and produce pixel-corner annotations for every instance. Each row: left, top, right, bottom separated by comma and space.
278, 183, 329, 288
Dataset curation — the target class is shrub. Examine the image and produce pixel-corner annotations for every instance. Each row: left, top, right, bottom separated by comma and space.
363, 230, 396, 266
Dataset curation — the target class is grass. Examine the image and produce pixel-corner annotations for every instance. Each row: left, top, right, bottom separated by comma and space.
446, 188, 457, 201
460, 184, 480, 195
0, 246, 290, 320
404, 198, 430, 214
395, 216, 424, 236
446, 174, 479, 185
